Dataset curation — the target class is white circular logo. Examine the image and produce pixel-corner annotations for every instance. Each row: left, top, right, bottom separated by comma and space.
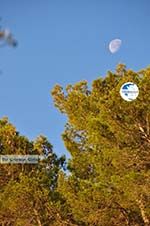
120, 82, 139, 101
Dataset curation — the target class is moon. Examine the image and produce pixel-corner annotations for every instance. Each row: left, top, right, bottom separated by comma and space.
109, 39, 122, 53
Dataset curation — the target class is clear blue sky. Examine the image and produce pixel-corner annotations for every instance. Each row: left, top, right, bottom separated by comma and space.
0, 0, 150, 157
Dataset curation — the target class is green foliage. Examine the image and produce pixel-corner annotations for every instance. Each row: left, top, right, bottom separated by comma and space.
0, 118, 66, 226
52, 64, 150, 226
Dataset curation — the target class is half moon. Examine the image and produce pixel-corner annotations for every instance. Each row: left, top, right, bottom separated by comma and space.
109, 39, 122, 53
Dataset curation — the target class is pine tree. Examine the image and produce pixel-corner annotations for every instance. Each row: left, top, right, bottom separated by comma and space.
0, 118, 66, 226
51, 65, 150, 226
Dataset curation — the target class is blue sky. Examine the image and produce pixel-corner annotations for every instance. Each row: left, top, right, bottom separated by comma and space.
0, 0, 150, 157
